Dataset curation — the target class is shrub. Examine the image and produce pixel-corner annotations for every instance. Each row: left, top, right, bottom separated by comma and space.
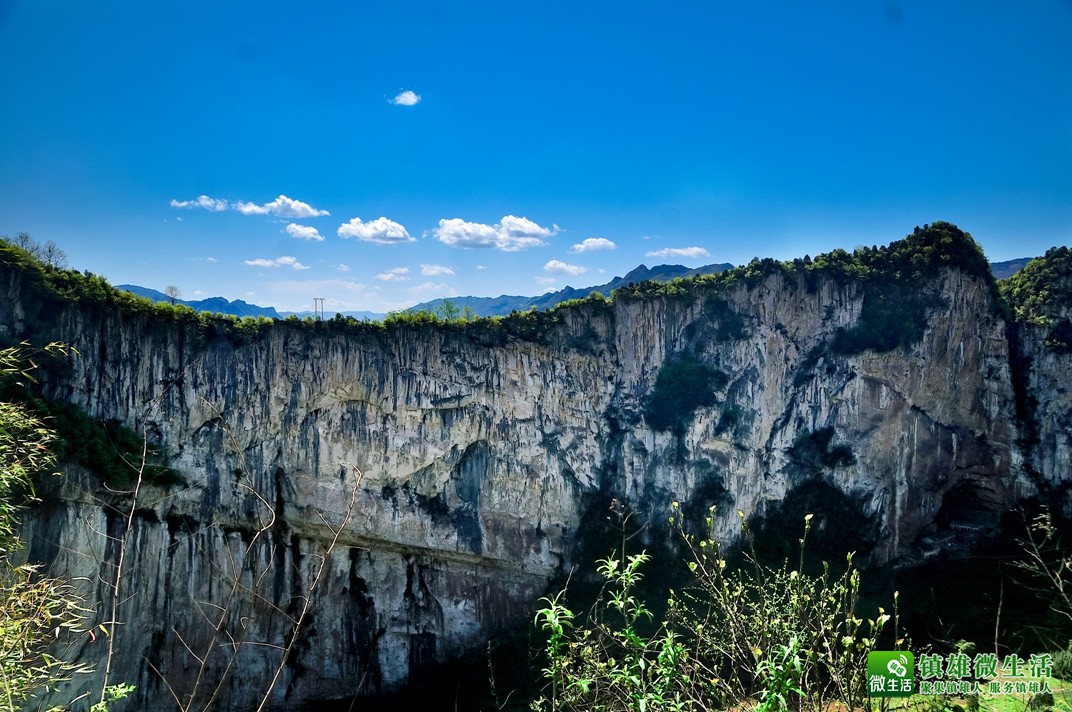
1044, 319, 1072, 353
1051, 642, 1072, 681
0, 383, 180, 489
533, 511, 891, 712
0, 344, 91, 706
830, 280, 934, 354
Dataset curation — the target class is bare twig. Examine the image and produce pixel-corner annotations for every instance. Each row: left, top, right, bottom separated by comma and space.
179, 401, 276, 712
97, 422, 149, 708
253, 464, 364, 712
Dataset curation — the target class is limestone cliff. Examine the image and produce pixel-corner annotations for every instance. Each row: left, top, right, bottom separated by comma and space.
1002, 247, 1072, 496
0, 224, 1061, 710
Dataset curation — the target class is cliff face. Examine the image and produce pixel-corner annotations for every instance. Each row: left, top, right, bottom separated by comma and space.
0, 232, 1054, 710
1008, 270, 1072, 496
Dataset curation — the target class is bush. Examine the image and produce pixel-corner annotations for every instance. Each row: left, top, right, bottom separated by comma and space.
1051, 642, 1072, 681
0, 344, 91, 706
1045, 319, 1072, 353
533, 511, 890, 712
0, 374, 180, 489
714, 404, 742, 436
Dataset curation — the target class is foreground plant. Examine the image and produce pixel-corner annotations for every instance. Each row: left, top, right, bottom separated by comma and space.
0, 343, 90, 709
533, 507, 891, 712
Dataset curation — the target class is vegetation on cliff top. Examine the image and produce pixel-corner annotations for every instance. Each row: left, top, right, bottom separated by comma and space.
1000, 246, 1072, 325
614, 221, 992, 298
0, 236, 278, 346
609, 222, 997, 354
999, 246, 1072, 354
0, 236, 608, 347
0, 222, 1009, 352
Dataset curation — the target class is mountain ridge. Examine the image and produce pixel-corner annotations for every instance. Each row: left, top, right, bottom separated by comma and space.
115, 284, 284, 319
114, 261, 739, 321
117, 257, 1035, 321
407, 261, 735, 317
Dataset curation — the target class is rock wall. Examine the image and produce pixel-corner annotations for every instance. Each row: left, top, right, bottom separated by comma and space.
0, 247, 1052, 710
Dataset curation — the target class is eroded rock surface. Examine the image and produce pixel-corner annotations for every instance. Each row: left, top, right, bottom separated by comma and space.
1, 234, 1063, 710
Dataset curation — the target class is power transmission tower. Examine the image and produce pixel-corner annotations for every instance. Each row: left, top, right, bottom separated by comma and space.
313, 297, 325, 320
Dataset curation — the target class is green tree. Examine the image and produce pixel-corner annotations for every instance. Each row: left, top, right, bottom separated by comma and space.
436, 299, 461, 322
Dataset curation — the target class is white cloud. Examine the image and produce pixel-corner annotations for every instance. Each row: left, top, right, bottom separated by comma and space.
434, 215, 558, 251
337, 263, 350, 272
170, 193, 330, 218
276, 256, 310, 269
286, 223, 324, 241
535, 276, 557, 286
409, 281, 457, 297
569, 237, 617, 253
433, 218, 499, 249
475, 265, 487, 270
338, 216, 414, 244
170, 195, 228, 211
420, 264, 454, 276
645, 246, 711, 259
391, 90, 422, 106
234, 195, 329, 218
544, 259, 586, 276
376, 267, 410, 282
192, 256, 218, 263
193, 289, 206, 296
244, 255, 311, 270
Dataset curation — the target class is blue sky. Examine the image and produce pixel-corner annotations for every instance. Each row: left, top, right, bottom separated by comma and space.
1, 1, 1070, 314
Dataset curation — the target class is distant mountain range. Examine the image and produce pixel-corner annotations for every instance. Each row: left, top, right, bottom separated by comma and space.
989, 257, 1034, 280
407, 261, 735, 318
115, 262, 735, 321
116, 285, 284, 319
117, 257, 1035, 322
